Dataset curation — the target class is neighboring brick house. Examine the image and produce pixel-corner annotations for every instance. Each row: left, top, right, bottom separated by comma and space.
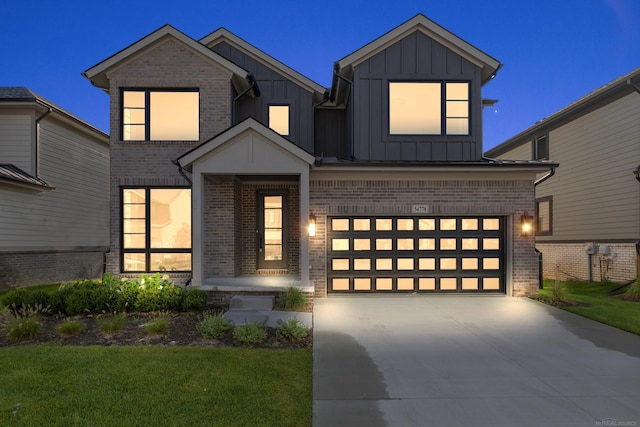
0, 88, 109, 289
84, 14, 554, 297
486, 67, 640, 283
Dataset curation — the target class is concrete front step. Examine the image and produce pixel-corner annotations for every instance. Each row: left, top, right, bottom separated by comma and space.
229, 295, 275, 311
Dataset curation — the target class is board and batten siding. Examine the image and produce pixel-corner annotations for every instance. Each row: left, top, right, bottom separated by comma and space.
0, 112, 34, 174
211, 41, 316, 153
351, 31, 483, 162
0, 117, 109, 250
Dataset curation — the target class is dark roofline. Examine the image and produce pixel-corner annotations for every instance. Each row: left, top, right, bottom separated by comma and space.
314, 157, 557, 169
0, 164, 54, 191
486, 66, 640, 157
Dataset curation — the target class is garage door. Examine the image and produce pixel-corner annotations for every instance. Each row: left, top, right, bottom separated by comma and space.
327, 216, 505, 293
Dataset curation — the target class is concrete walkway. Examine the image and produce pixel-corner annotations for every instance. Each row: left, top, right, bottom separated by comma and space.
313, 296, 640, 426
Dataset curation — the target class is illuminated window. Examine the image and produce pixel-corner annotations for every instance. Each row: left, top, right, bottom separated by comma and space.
389, 82, 469, 135
269, 105, 290, 136
536, 196, 552, 235
122, 188, 191, 272
122, 90, 199, 141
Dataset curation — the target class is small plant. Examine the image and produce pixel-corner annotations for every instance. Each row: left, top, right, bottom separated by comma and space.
233, 321, 267, 344
97, 313, 127, 334
0, 304, 48, 341
277, 286, 307, 311
181, 289, 208, 311
275, 318, 309, 343
56, 319, 85, 336
145, 315, 170, 335
197, 312, 232, 339
622, 280, 640, 302
551, 279, 564, 304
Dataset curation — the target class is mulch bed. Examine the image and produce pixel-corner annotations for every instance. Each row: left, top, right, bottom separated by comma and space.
0, 311, 312, 349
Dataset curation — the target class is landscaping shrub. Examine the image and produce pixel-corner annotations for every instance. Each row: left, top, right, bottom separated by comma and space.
1, 288, 51, 314
64, 279, 119, 315
56, 319, 85, 336
233, 321, 267, 344
197, 312, 232, 339
275, 318, 309, 343
97, 313, 127, 334
132, 274, 185, 312
145, 315, 169, 335
181, 289, 208, 311
277, 285, 307, 310
0, 304, 50, 341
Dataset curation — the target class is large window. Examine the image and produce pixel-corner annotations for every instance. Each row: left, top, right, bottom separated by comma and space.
122, 90, 199, 141
122, 188, 192, 272
389, 82, 469, 136
536, 196, 552, 235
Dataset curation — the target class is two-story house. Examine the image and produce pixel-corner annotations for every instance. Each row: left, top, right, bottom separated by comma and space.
83, 14, 554, 298
486, 67, 640, 283
0, 87, 109, 289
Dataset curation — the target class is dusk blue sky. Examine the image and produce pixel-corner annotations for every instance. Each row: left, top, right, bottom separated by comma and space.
2, 0, 639, 150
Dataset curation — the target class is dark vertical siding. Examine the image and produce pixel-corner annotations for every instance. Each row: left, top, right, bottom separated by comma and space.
351, 31, 483, 162
210, 41, 315, 153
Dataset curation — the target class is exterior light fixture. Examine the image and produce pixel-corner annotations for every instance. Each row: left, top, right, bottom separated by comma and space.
521, 212, 533, 236
309, 214, 316, 237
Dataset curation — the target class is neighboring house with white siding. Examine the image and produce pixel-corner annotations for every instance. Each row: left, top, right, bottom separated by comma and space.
485, 67, 640, 283
0, 87, 110, 289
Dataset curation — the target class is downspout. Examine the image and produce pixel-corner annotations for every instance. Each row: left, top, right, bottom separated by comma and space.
232, 73, 259, 124
332, 63, 355, 160
34, 105, 52, 178
171, 159, 191, 185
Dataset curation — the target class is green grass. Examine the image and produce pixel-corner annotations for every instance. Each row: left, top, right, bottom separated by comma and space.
0, 346, 312, 426
538, 280, 640, 335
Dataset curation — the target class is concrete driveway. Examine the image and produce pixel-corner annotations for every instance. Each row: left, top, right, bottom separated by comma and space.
313, 296, 640, 426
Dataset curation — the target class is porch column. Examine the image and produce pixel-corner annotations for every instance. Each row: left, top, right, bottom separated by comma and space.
191, 171, 204, 287
299, 169, 310, 286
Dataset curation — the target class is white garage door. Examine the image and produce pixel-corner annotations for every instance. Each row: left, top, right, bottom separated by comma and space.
327, 216, 505, 293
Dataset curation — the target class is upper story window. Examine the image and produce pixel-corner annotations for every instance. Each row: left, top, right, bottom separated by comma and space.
533, 135, 549, 160
389, 81, 469, 136
122, 90, 199, 141
268, 105, 290, 136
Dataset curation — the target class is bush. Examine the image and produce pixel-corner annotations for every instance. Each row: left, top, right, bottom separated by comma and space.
197, 312, 232, 339
275, 318, 309, 343
56, 319, 85, 336
0, 304, 49, 341
277, 286, 307, 311
1, 288, 51, 314
145, 315, 169, 335
181, 289, 208, 311
64, 280, 119, 315
132, 274, 184, 312
97, 313, 127, 334
233, 322, 267, 344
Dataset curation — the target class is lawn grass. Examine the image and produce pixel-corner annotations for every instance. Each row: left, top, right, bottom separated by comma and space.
0, 346, 311, 427
538, 280, 640, 335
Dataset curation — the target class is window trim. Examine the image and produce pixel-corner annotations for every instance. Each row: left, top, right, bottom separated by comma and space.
121, 88, 200, 142
385, 80, 472, 141
535, 196, 553, 236
533, 134, 549, 160
121, 186, 192, 273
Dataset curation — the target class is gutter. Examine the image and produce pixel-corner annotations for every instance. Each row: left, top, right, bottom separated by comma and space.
171, 159, 192, 185
627, 78, 640, 95
534, 165, 556, 186
34, 105, 52, 178
332, 63, 355, 160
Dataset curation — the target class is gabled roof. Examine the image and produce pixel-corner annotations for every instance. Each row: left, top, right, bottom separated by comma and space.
0, 164, 53, 191
177, 117, 315, 171
200, 28, 326, 102
337, 14, 502, 84
0, 87, 108, 142
486, 66, 640, 157
83, 25, 251, 93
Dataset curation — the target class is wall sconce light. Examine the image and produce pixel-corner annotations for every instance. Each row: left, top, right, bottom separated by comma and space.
309, 214, 316, 237
521, 212, 533, 236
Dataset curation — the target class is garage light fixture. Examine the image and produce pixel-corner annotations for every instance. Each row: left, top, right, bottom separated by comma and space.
520, 212, 533, 236
309, 214, 316, 237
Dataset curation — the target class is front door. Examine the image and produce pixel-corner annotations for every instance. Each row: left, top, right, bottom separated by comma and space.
257, 192, 287, 269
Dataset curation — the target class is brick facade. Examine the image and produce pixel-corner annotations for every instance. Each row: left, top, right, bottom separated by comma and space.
537, 242, 638, 283
0, 250, 104, 290
105, 39, 232, 282
308, 176, 539, 297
